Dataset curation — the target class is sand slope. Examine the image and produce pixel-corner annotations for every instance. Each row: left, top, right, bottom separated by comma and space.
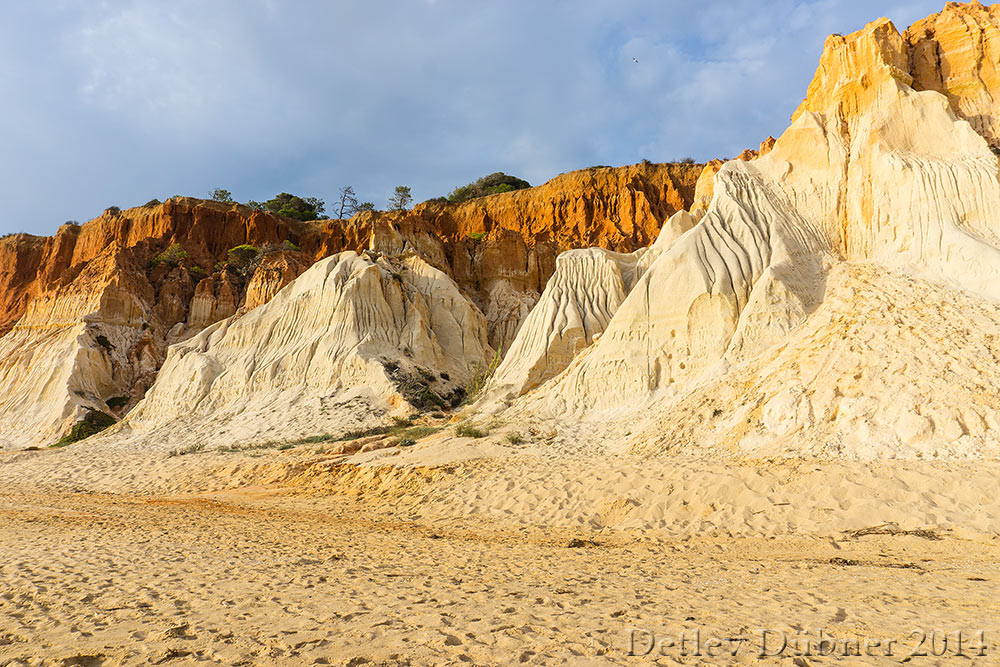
111, 251, 492, 450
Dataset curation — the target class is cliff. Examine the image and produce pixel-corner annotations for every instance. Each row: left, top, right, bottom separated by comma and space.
0, 199, 311, 336
0, 200, 315, 448
114, 252, 492, 449
492, 4, 1000, 461
905, 1, 1000, 149
0, 162, 701, 448
6, 2, 1000, 461
362, 161, 702, 344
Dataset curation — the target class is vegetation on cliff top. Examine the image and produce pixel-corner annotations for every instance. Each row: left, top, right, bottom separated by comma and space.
245, 192, 327, 221
447, 172, 530, 203
388, 185, 413, 211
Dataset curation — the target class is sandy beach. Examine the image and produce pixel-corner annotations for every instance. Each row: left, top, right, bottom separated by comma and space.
2, 441, 999, 666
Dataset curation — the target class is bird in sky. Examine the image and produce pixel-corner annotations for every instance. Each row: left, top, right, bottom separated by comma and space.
633, 57, 639, 63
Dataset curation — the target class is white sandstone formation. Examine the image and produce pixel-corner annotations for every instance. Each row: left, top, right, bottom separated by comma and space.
496, 16, 1000, 460
113, 251, 492, 448
481, 248, 633, 405
0, 251, 156, 449
482, 209, 700, 406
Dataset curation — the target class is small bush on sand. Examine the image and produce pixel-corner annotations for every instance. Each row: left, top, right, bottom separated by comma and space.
456, 423, 488, 438
168, 443, 206, 457
465, 344, 503, 402
53, 410, 116, 447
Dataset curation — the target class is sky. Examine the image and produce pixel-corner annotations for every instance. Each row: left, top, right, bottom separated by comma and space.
0, 0, 946, 236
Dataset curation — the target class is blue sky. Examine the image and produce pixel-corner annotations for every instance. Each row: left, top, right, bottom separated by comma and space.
0, 0, 945, 236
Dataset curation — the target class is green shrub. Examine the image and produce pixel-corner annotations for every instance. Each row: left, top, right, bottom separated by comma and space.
224, 421, 446, 454
466, 343, 503, 401
261, 192, 324, 221
144, 198, 161, 207
398, 438, 416, 447
401, 425, 441, 440
417, 388, 446, 409
298, 434, 336, 444
505, 432, 523, 445
106, 396, 129, 410
467, 232, 486, 242
150, 244, 188, 267
447, 172, 530, 203
168, 443, 206, 457
227, 244, 260, 271
456, 423, 488, 438
105, 206, 121, 215
210, 188, 234, 203
339, 425, 393, 441
53, 410, 116, 447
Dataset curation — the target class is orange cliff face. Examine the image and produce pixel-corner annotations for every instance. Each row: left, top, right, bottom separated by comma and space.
0, 199, 332, 448
1, 162, 703, 343
906, 2, 1000, 149
363, 161, 702, 344
0, 199, 316, 336
783, 1, 1000, 150
0, 161, 702, 447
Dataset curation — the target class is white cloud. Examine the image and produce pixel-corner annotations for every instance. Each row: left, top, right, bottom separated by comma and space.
0, 0, 947, 235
